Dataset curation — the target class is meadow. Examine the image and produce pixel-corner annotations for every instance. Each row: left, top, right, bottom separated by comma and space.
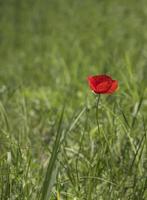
0, 0, 147, 199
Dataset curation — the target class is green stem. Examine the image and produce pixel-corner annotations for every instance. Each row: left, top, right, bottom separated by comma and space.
96, 94, 101, 134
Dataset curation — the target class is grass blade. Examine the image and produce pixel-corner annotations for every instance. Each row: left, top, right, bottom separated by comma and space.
40, 106, 65, 200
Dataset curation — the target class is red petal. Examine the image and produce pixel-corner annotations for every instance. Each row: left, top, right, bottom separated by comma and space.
88, 75, 118, 94
96, 81, 112, 93
90, 75, 112, 84
88, 75, 113, 93
106, 80, 118, 94
87, 76, 97, 91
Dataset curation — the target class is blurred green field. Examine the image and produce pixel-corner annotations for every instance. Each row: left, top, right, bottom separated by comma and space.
0, 0, 147, 199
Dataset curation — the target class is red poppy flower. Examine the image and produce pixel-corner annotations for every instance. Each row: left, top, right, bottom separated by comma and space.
87, 74, 118, 94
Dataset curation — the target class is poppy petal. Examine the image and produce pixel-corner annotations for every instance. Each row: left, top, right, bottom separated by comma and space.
88, 74, 118, 94
87, 76, 98, 91
106, 80, 118, 94
96, 81, 112, 93
90, 75, 112, 84
88, 75, 112, 93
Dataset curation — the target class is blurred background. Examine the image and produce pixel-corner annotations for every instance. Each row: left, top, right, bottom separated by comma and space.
1, 0, 147, 89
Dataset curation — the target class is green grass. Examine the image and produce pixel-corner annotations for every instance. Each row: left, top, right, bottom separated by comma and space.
0, 0, 147, 199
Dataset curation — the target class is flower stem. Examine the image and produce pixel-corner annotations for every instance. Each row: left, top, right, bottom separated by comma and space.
96, 94, 101, 134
